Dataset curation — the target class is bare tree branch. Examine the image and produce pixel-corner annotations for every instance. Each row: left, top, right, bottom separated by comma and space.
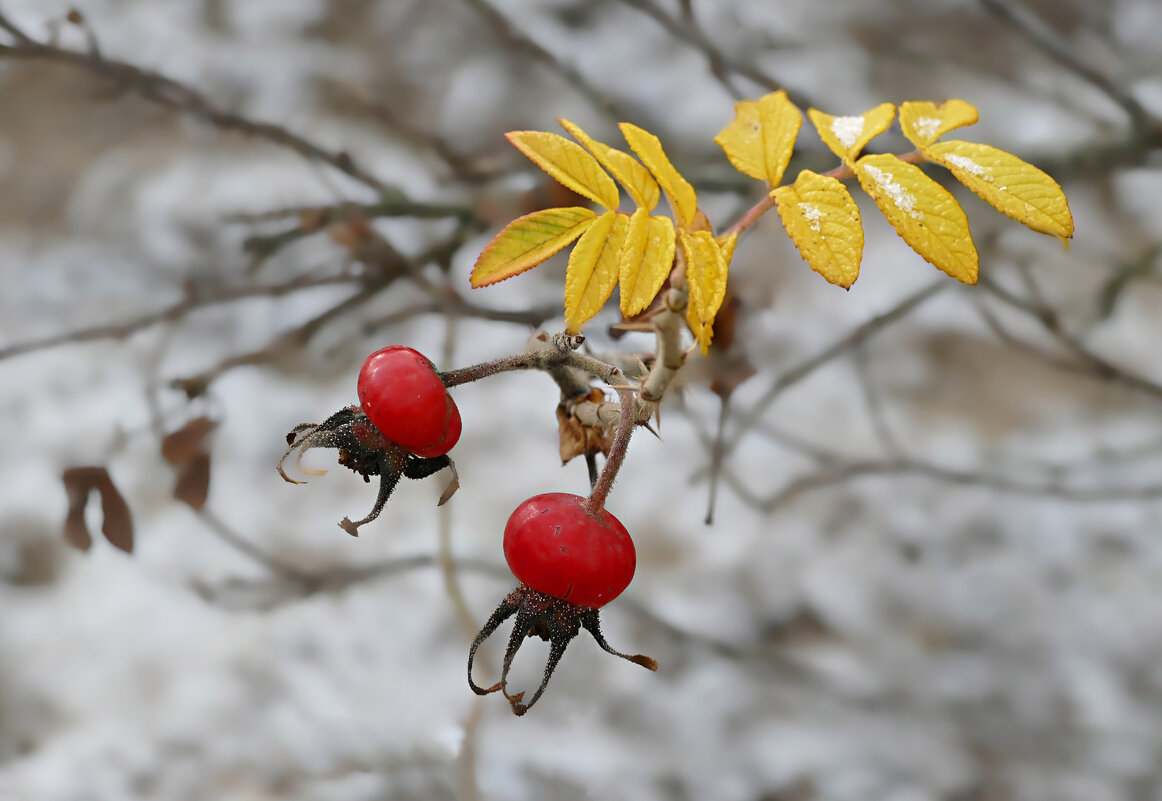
979, 274, 1162, 402
726, 455, 1162, 514
978, 0, 1155, 135
0, 11, 396, 194
713, 280, 949, 466
614, 0, 815, 109
0, 273, 360, 362
459, 0, 628, 122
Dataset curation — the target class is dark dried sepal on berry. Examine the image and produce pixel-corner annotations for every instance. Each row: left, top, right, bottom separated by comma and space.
277, 405, 458, 536
467, 584, 657, 716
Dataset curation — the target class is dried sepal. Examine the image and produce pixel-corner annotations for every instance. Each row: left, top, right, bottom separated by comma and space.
278, 406, 457, 536
61, 466, 134, 553
468, 585, 657, 716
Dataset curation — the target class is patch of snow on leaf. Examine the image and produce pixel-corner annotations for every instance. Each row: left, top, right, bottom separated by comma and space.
945, 154, 990, 179
799, 202, 824, 232
830, 116, 866, 150
916, 117, 942, 140
862, 164, 922, 220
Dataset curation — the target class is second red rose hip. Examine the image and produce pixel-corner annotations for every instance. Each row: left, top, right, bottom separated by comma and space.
357, 346, 461, 458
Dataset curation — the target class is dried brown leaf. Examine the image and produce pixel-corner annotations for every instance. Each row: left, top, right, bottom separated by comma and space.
556, 388, 615, 464
161, 416, 217, 466
61, 466, 134, 554
174, 452, 211, 510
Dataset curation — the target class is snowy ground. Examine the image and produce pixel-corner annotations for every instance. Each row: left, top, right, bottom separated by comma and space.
3, 1, 1162, 799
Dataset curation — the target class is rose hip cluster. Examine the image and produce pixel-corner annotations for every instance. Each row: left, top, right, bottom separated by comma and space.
279, 345, 655, 714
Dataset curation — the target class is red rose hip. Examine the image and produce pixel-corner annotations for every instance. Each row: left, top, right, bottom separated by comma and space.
470, 492, 655, 715
357, 346, 461, 457
503, 492, 635, 609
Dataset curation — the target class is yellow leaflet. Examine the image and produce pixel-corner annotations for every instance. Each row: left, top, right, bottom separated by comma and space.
687, 314, 711, 353
619, 123, 698, 228
714, 90, 802, 186
772, 170, 864, 289
808, 103, 895, 164
558, 119, 660, 212
716, 231, 739, 267
854, 154, 978, 284
926, 140, 1074, 242
680, 229, 729, 353
506, 131, 620, 210
470, 207, 597, 287
898, 100, 979, 149
564, 211, 625, 332
619, 210, 676, 317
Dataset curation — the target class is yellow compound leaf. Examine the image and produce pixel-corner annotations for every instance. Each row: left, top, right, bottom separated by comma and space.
559, 119, 660, 212
564, 211, 626, 332
471, 207, 597, 287
898, 100, 979, 149
619, 210, 676, 316
925, 140, 1074, 241
619, 123, 698, 228
772, 170, 864, 289
854, 154, 978, 284
714, 90, 802, 185
681, 228, 729, 353
807, 103, 896, 164
506, 131, 620, 210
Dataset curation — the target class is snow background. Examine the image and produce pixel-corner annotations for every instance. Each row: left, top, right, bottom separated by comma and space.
2, 0, 1162, 799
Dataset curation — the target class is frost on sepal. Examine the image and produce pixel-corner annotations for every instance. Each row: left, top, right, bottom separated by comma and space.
772, 170, 863, 289
854, 154, 977, 285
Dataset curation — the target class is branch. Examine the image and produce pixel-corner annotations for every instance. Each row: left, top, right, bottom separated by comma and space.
170, 283, 384, 398
614, 0, 816, 109
0, 12, 394, 194
979, 274, 1162, 402
710, 280, 948, 469
0, 272, 359, 362
978, 0, 1155, 135
458, 0, 628, 122
726, 455, 1162, 513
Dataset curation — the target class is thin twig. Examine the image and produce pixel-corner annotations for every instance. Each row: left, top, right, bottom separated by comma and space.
196, 507, 314, 583
713, 280, 948, 467
978, 0, 1154, 134
0, 12, 394, 194
0, 273, 360, 362
980, 274, 1162, 402
729, 456, 1162, 513
458, 0, 627, 122
613, 0, 814, 109
171, 284, 385, 398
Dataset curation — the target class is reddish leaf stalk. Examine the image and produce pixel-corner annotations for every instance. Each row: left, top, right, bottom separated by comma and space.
721, 149, 925, 238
